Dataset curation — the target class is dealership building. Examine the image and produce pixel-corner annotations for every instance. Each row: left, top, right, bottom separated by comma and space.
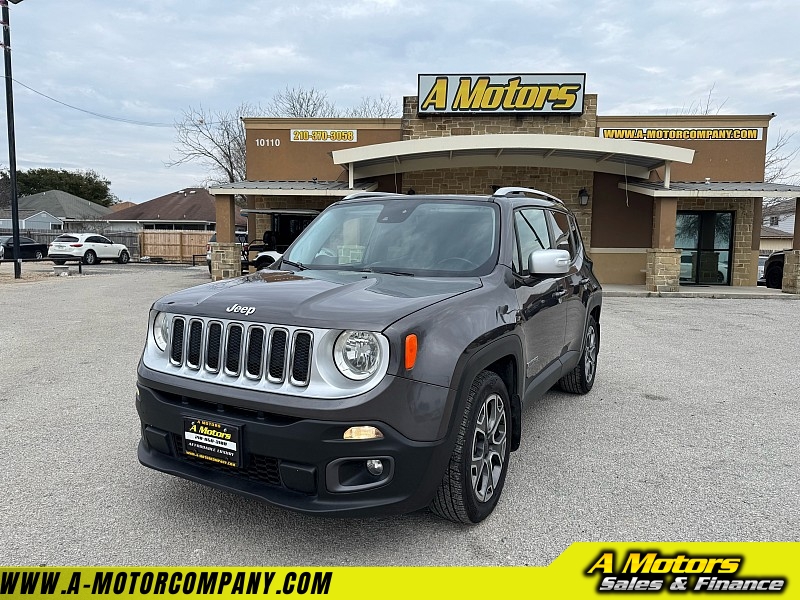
209, 73, 800, 292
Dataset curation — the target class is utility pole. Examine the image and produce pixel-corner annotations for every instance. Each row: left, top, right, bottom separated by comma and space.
1, 0, 22, 278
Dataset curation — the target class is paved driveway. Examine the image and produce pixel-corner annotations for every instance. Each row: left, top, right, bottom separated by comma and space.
1, 264, 798, 566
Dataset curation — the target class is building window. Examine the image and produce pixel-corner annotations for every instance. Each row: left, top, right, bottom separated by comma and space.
769, 215, 779, 227
50, 223, 63, 230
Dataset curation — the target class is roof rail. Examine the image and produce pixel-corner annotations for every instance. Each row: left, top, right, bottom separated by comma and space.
342, 191, 398, 201
492, 186, 565, 205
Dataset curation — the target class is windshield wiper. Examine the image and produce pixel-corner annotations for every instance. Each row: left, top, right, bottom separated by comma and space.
281, 259, 306, 271
358, 267, 415, 277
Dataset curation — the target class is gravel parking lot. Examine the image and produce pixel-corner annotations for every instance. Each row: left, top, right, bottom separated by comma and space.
1, 263, 798, 566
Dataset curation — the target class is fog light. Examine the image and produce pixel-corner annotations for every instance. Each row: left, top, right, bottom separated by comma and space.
343, 426, 383, 440
366, 459, 383, 476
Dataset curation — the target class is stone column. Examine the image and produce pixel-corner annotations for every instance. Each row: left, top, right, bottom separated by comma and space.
782, 250, 800, 294
646, 249, 680, 292
210, 243, 241, 281
748, 198, 763, 286
646, 197, 680, 292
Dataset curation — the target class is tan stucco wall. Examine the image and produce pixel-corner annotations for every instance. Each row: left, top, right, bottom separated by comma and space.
244, 118, 401, 181
590, 250, 648, 285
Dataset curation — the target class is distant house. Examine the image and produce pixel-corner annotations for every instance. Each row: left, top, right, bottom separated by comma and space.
760, 224, 794, 253
0, 209, 63, 231
110, 201, 136, 212
18, 190, 113, 231
105, 188, 247, 232
762, 198, 796, 235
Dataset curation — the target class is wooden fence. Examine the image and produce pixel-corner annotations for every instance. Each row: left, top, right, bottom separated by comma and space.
139, 230, 210, 263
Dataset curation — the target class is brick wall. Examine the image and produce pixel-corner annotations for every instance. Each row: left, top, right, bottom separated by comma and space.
403, 166, 593, 248
402, 94, 598, 139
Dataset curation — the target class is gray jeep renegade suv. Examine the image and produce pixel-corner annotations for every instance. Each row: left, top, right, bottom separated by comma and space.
136, 187, 602, 523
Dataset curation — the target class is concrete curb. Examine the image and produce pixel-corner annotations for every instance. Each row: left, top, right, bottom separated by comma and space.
604, 290, 800, 299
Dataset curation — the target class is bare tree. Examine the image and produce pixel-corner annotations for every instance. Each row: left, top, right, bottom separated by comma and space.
343, 95, 401, 119
764, 129, 799, 185
167, 103, 261, 185
268, 86, 338, 118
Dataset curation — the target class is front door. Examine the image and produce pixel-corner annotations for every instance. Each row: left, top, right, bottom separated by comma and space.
512, 207, 567, 381
676, 211, 734, 285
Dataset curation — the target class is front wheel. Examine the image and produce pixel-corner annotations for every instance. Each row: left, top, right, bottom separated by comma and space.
431, 370, 510, 524
118, 250, 130, 264
35, 251, 44, 260
83, 250, 97, 265
558, 315, 599, 394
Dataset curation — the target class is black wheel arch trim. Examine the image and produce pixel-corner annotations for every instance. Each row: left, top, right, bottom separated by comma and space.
446, 333, 524, 453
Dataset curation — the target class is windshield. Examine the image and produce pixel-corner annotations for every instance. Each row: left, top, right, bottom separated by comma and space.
283, 199, 499, 276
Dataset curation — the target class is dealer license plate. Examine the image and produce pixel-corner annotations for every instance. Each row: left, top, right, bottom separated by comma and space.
183, 418, 240, 467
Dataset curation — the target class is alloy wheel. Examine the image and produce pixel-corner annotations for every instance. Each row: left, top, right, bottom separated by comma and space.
470, 392, 507, 503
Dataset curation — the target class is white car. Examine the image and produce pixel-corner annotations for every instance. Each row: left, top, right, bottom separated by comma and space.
49, 233, 130, 265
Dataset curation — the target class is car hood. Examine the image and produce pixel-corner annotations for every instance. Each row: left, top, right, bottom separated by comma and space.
153, 269, 482, 330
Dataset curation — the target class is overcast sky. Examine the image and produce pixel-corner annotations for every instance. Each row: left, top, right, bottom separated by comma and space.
1, 0, 798, 203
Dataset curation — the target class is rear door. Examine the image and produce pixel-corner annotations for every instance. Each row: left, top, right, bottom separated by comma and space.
548, 210, 589, 354
512, 207, 567, 381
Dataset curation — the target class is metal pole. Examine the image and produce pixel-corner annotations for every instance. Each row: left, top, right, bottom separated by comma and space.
1, 0, 21, 278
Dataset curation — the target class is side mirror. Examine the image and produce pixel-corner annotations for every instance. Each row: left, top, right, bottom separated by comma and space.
528, 249, 571, 275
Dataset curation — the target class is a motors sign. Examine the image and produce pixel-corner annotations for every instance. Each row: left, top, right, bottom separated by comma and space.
417, 73, 586, 116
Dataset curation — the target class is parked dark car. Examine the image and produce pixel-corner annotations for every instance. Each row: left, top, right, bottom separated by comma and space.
764, 251, 785, 289
0, 235, 48, 260
136, 188, 602, 523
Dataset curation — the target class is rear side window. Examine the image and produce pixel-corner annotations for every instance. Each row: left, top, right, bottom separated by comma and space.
53, 235, 79, 243
548, 211, 576, 260
513, 208, 552, 274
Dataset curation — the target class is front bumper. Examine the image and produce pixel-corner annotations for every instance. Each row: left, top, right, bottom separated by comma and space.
136, 371, 457, 517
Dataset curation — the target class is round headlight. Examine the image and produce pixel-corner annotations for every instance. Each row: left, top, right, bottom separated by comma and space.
334, 330, 382, 380
153, 312, 169, 351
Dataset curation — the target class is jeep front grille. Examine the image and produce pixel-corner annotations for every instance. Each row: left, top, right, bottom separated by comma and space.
168, 317, 313, 388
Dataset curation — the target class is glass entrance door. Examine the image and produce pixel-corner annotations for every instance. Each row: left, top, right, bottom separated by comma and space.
676, 211, 734, 285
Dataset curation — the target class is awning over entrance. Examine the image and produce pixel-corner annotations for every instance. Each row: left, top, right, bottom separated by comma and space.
620, 180, 800, 197
331, 134, 695, 183
209, 180, 377, 196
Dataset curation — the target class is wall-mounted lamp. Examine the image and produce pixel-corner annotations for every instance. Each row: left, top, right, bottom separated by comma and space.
578, 188, 590, 206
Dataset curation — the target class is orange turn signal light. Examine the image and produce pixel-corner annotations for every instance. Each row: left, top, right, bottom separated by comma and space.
405, 334, 418, 370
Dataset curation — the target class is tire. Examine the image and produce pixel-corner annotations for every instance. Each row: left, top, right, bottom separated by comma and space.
766, 267, 783, 289
431, 370, 511, 524
53, 260, 66, 265
558, 315, 599, 394
118, 250, 130, 264
34, 251, 44, 260
83, 250, 97, 265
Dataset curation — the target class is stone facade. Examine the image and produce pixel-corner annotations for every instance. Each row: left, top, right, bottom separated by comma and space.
646, 249, 680, 292
402, 95, 598, 139
676, 198, 755, 286
402, 166, 593, 248
400, 95, 597, 247
210, 242, 241, 281
782, 250, 800, 294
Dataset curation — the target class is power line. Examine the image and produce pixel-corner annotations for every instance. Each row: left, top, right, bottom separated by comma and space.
11, 78, 175, 127
8, 78, 244, 128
